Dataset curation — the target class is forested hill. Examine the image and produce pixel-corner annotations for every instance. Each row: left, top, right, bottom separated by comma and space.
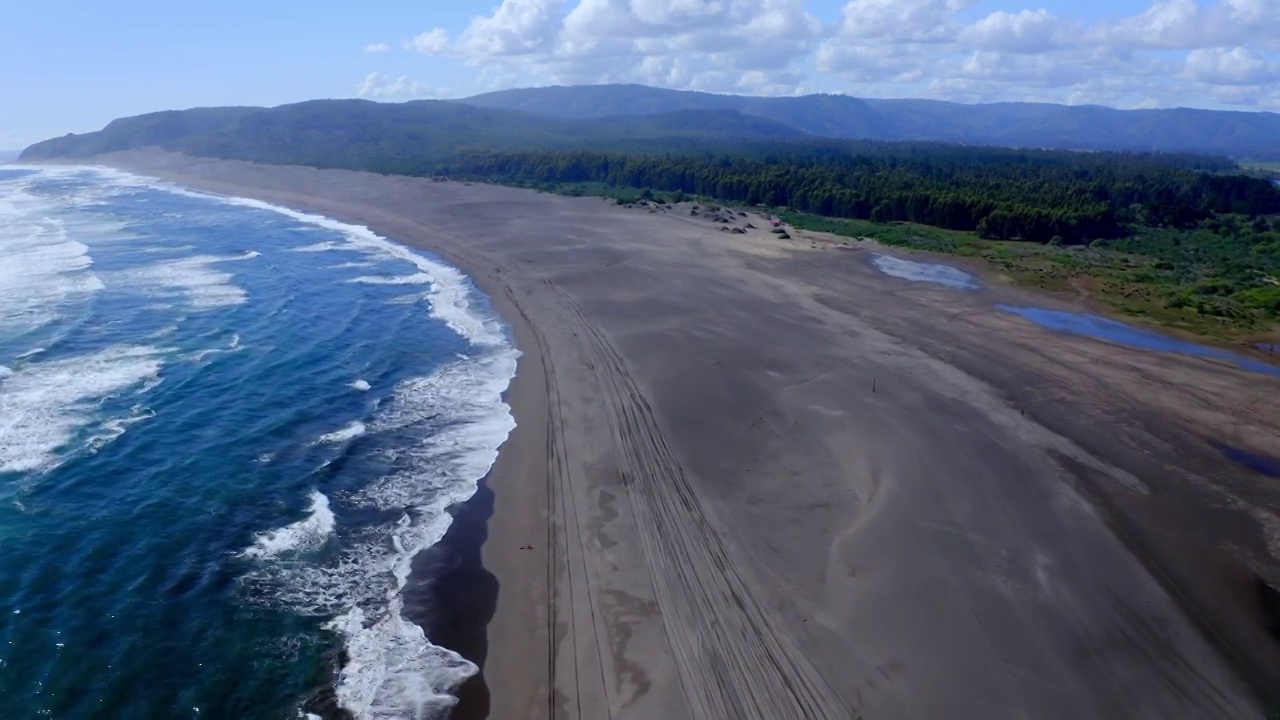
460, 84, 1280, 160
19, 100, 805, 166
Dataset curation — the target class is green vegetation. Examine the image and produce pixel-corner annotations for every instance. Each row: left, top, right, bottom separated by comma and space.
20, 101, 804, 166
436, 146, 1268, 245
1242, 161, 1280, 173
784, 211, 1280, 339
780, 213, 979, 254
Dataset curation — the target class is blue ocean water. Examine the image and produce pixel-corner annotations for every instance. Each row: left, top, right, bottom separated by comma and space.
0, 166, 518, 718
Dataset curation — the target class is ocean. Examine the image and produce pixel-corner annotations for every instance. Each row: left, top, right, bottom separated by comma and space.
0, 166, 518, 718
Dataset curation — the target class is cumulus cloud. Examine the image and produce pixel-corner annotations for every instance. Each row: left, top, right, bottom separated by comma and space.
958, 10, 1071, 53
458, 0, 565, 57
399, 0, 1280, 109
833, 0, 972, 43
406, 0, 821, 94
363, 42, 390, 53
815, 43, 933, 81
408, 28, 452, 55
1185, 47, 1280, 86
356, 73, 435, 99
1089, 0, 1280, 50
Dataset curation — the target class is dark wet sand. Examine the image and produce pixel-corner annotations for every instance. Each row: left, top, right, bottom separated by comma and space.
406, 476, 496, 720
97, 151, 1280, 719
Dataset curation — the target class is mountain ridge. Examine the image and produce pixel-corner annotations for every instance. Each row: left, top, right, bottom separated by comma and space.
20, 83, 1280, 163
19, 100, 806, 165
458, 84, 1280, 159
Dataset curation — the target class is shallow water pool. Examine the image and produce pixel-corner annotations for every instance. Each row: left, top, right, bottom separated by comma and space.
997, 306, 1280, 377
871, 254, 978, 290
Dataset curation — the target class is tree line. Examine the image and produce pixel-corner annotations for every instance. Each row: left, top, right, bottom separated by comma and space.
433, 144, 1280, 244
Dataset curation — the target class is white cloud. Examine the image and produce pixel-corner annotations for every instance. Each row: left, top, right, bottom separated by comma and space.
408, 28, 452, 55
421, 0, 823, 94
457, 0, 565, 57
1089, 0, 1280, 50
396, 0, 1280, 110
957, 51, 1081, 86
1185, 47, 1280, 86
363, 42, 390, 53
815, 43, 935, 81
959, 10, 1070, 53
834, 0, 971, 43
356, 72, 435, 99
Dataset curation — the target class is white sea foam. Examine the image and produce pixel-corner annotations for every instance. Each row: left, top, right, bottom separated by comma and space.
63, 166, 519, 718
0, 178, 105, 335
350, 273, 433, 286
185, 333, 246, 364
871, 253, 978, 290
350, 380, 371, 392
329, 353, 516, 719
86, 405, 156, 454
139, 181, 511, 347
244, 354, 518, 719
111, 252, 254, 310
317, 421, 367, 444
291, 241, 354, 253
327, 603, 476, 720
245, 491, 336, 559
0, 345, 163, 474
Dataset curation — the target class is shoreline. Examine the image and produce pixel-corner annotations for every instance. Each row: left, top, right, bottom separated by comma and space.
79, 157, 548, 719
407, 474, 496, 720
83, 152, 1280, 719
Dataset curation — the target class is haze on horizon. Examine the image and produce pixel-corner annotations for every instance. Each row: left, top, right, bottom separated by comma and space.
2, 0, 1279, 150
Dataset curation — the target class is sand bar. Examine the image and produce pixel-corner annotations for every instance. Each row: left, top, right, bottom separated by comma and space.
98, 151, 1280, 719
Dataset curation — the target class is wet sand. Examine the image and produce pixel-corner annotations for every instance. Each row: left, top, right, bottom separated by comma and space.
98, 151, 1280, 719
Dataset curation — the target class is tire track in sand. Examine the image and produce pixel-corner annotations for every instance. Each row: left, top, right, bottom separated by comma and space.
504, 283, 612, 720
540, 278, 855, 720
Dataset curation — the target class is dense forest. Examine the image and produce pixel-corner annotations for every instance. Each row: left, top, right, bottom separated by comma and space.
434, 145, 1280, 244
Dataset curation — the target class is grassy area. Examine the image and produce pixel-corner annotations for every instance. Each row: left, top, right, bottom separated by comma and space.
782, 211, 1280, 343
779, 212, 982, 255
1242, 160, 1280, 174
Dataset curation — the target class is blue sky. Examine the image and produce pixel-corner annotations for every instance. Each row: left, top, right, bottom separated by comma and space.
3, 0, 1278, 148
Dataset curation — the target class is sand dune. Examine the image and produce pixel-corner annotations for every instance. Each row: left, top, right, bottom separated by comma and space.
99, 151, 1279, 719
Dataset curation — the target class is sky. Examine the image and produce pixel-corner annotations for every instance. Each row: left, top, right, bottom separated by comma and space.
3, 0, 1279, 148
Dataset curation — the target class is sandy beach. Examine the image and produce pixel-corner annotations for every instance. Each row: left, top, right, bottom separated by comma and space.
98, 151, 1279, 719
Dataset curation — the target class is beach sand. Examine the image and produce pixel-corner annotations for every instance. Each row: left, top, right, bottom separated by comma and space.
99, 151, 1280, 719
